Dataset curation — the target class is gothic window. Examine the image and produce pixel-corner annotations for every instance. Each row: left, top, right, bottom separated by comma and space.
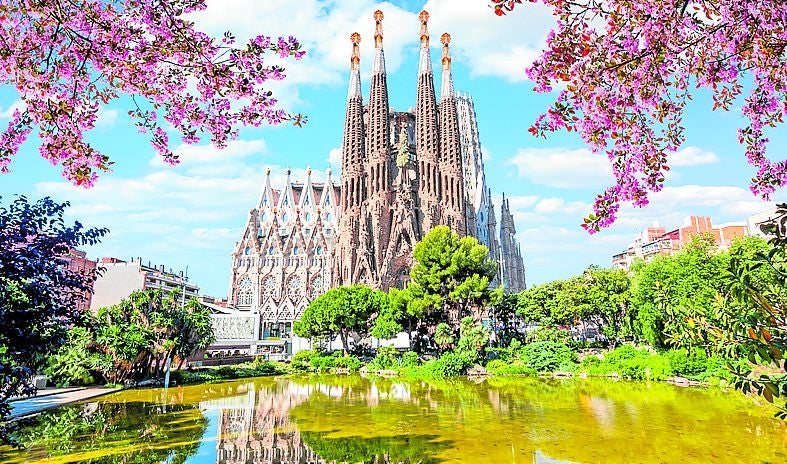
287, 276, 303, 295
283, 195, 289, 206
237, 276, 253, 306
325, 195, 331, 204
305, 212, 311, 222
261, 276, 277, 297
261, 212, 268, 222
293, 247, 299, 255
268, 246, 275, 255
282, 212, 289, 223
244, 246, 251, 255
316, 246, 323, 255
304, 196, 310, 205
326, 213, 333, 222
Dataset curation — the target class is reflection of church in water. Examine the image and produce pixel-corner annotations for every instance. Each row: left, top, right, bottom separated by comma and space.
205, 379, 417, 464
206, 381, 318, 464
212, 10, 527, 358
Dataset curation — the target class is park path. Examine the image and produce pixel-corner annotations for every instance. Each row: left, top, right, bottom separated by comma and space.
10, 387, 119, 419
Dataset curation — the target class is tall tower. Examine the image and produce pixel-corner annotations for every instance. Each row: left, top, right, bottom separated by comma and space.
415, 10, 441, 233
438, 33, 466, 234
367, 10, 392, 272
456, 93, 488, 243
500, 196, 527, 292
336, 32, 367, 285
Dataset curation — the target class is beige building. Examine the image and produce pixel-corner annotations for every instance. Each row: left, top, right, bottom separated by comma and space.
90, 257, 199, 310
747, 207, 781, 239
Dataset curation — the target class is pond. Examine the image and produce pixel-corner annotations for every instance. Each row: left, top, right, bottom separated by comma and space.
2, 375, 785, 463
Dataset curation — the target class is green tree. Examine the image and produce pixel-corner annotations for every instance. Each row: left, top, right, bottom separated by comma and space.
631, 234, 728, 347
517, 279, 570, 326
295, 285, 386, 354
408, 226, 501, 328
491, 292, 522, 346
433, 323, 455, 353
575, 266, 631, 346
47, 289, 215, 385
0, 196, 107, 444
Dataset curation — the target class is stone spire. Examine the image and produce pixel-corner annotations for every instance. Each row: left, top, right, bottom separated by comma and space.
348, 32, 361, 101
367, 10, 392, 272
415, 10, 441, 232
337, 32, 367, 286
499, 195, 526, 292
438, 32, 466, 234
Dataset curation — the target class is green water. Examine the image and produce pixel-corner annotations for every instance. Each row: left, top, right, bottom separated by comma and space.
2, 376, 785, 463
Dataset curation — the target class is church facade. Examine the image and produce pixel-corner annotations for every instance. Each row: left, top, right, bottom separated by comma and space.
212, 11, 526, 358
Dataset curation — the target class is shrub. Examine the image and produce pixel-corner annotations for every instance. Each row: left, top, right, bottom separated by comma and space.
333, 355, 362, 371
520, 341, 576, 372
401, 351, 419, 367
430, 351, 474, 377
374, 346, 399, 370
526, 327, 572, 345
45, 327, 99, 387
664, 348, 708, 378
292, 350, 319, 372
485, 359, 536, 376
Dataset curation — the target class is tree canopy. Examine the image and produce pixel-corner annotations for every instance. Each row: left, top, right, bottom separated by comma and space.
0, 0, 305, 185
294, 285, 387, 353
0, 195, 107, 444
493, 0, 787, 232
408, 226, 502, 328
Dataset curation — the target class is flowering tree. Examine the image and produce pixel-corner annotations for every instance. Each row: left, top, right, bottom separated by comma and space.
0, 0, 305, 186
492, 0, 787, 232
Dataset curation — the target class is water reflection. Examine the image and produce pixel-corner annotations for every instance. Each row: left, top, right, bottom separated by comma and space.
2, 376, 786, 463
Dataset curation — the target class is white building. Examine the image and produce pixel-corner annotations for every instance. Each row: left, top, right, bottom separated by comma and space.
91, 257, 199, 310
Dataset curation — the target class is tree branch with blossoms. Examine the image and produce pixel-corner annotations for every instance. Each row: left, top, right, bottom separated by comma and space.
492, 0, 787, 233
0, 0, 306, 186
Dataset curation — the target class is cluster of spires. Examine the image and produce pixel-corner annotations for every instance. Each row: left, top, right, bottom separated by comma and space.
337, 9, 469, 288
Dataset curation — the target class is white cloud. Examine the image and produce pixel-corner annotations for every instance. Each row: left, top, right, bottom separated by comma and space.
422, 0, 553, 82
327, 146, 342, 173
96, 107, 119, 127
508, 147, 613, 188
670, 146, 719, 167
0, 99, 24, 118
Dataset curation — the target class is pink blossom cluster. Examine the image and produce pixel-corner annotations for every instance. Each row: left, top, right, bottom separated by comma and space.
0, 0, 306, 186
494, 0, 787, 233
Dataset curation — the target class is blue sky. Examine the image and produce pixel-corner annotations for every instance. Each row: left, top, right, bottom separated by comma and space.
1, 0, 784, 297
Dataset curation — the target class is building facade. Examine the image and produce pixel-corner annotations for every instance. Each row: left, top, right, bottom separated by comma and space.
219, 11, 526, 357
91, 257, 199, 310
64, 248, 98, 312
612, 215, 750, 270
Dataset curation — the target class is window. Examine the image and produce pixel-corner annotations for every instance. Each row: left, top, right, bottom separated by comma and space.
316, 246, 323, 255
326, 213, 333, 222
293, 246, 299, 255
305, 212, 311, 222
268, 247, 275, 255
261, 212, 268, 222
282, 212, 289, 223
244, 246, 251, 255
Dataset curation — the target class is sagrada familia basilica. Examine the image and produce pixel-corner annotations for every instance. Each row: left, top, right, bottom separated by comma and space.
212, 11, 526, 358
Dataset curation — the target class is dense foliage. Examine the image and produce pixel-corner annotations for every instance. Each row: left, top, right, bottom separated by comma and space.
408, 226, 502, 328
493, 0, 787, 232
0, 196, 106, 445
45, 289, 215, 386
294, 285, 387, 353
0, 0, 305, 185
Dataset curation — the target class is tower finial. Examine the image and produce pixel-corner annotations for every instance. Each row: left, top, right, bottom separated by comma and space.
374, 10, 384, 48
419, 10, 430, 48
441, 33, 451, 69
350, 32, 361, 70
